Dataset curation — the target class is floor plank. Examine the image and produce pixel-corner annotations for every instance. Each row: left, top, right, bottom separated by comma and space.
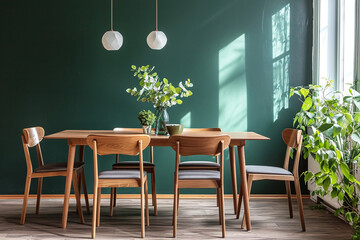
0, 198, 353, 239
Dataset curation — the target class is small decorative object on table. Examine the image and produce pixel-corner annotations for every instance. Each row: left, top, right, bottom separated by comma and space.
137, 110, 156, 134
166, 124, 184, 135
126, 65, 193, 135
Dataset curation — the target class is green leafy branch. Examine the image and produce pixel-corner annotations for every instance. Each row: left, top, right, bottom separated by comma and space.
126, 65, 193, 108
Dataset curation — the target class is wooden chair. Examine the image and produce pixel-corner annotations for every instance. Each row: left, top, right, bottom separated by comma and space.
180, 128, 222, 168
169, 134, 231, 238
236, 128, 306, 231
20, 127, 89, 225
179, 128, 222, 207
110, 128, 157, 216
87, 134, 150, 238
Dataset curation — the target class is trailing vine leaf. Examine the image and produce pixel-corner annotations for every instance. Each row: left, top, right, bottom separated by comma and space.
318, 123, 334, 132
340, 162, 355, 182
300, 88, 309, 98
302, 97, 313, 111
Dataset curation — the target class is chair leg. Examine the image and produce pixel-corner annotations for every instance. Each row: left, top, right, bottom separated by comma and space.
20, 176, 32, 225
141, 182, 145, 238
110, 188, 114, 216
96, 188, 101, 227
177, 188, 180, 216
217, 187, 222, 225
220, 184, 226, 238
294, 178, 306, 231
285, 181, 293, 218
151, 171, 158, 216
241, 175, 253, 229
113, 187, 117, 207
75, 172, 80, 215
145, 179, 149, 227
236, 182, 243, 219
173, 183, 178, 237
72, 171, 84, 224
92, 185, 98, 239
81, 168, 90, 214
36, 177, 43, 214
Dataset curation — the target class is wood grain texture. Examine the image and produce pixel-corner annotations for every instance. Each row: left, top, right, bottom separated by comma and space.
169, 135, 231, 156
44, 130, 269, 146
87, 135, 150, 156
0, 198, 353, 239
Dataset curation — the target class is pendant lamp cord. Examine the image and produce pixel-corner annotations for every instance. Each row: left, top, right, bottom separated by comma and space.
110, 0, 113, 31
156, 0, 158, 31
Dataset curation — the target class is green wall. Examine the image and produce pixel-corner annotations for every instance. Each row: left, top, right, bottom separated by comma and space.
0, 0, 312, 195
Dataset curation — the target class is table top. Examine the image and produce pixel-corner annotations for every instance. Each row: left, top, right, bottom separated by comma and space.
45, 130, 269, 146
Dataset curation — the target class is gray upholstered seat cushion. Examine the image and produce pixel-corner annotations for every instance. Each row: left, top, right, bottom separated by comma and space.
178, 170, 220, 180
246, 165, 292, 175
34, 162, 85, 173
179, 161, 220, 168
99, 170, 147, 179
113, 161, 155, 168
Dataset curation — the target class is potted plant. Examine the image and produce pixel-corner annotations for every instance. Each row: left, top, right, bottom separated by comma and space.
126, 65, 193, 135
137, 110, 156, 134
290, 79, 360, 238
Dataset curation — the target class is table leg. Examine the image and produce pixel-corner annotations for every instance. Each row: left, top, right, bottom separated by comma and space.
62, 144, 76, 229
229, 146, 237, 214
238, 143, 251, 231
77, 146, 85, 211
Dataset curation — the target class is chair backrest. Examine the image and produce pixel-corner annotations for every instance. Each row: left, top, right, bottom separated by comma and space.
87, 135, 150, 156
113, 128, 144, 134
113, 128, 153, 163
169, 135, 231, 183
22, 127, 45, 147
169, 135, 230, 157
21, 127, 45, 174
183, 128, 221, 132
87, 134, 151, 182
282, 129, 303, 176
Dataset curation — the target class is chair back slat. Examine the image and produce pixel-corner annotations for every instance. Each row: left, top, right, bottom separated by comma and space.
87, 135, 150, 156
281, 129, 303, 175
282, 129, 302, 148
23, 127, 45, 147
21, 127, 46, 174
183, 128, 221, 132
113, 128, 144, 133
169, 135, 230, 156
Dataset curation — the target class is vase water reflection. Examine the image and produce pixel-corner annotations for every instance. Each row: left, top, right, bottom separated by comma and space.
154, 107, 169, 135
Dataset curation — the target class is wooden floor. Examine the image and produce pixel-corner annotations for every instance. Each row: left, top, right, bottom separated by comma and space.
0, 197, 353, 239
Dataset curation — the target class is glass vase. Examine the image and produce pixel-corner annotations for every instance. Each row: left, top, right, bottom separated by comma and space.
154, 107, 169, 135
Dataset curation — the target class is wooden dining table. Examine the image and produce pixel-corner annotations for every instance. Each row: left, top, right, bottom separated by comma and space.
45, 130, 269, 231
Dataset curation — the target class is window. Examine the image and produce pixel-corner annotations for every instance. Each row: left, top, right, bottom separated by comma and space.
313, 0, 359, 92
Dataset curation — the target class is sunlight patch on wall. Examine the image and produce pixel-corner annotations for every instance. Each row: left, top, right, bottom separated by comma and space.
219, 34, 247, 131
180, 112, 191, 128
272, 3, 290, 122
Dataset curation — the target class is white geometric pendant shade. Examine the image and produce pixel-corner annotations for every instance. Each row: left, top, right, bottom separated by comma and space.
102, 0, 122, 51
102, 31, 123, 50
147, 31, 167, 50
147, 0, 167, 50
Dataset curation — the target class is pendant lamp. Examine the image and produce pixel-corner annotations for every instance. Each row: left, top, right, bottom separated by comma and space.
147, 0, 167, 50
102, 0, 123, 50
